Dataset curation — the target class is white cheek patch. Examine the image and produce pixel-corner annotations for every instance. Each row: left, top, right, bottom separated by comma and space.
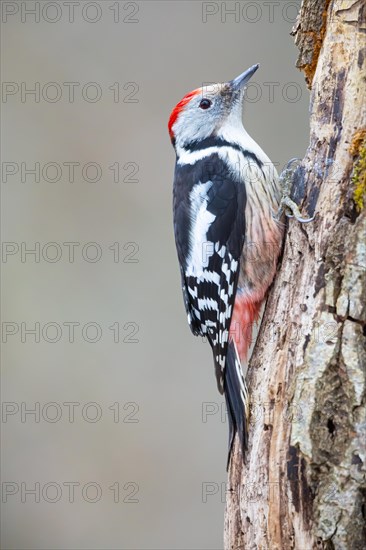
174, 104, 218, 151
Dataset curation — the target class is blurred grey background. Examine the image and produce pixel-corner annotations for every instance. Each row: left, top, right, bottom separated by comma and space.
1, 1, 308, 548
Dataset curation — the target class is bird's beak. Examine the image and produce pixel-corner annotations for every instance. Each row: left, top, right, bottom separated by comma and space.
231, 64, 259, 90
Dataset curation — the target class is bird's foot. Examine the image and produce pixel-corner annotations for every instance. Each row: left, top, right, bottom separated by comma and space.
274, 195, 314, 223
273, 158, 314, 223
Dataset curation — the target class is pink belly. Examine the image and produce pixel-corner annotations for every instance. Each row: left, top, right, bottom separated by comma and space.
229, 294, 262, 362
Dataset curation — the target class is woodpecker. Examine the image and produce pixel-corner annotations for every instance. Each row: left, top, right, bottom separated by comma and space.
168, 64, 285, 467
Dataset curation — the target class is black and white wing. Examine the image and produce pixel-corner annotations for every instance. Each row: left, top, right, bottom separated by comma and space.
173, 153, 246, 392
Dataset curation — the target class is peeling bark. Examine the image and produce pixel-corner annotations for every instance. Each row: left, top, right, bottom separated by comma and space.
224, 1, 366, 549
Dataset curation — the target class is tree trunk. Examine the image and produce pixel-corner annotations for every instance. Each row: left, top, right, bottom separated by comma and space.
224, 1, 366, 549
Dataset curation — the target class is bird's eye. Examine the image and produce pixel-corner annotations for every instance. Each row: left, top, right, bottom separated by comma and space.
199, 98, 212, 110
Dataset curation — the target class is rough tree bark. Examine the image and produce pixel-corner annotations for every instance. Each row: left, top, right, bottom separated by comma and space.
224, 1, 366, 549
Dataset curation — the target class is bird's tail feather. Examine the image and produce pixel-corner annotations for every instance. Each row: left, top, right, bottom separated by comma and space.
224, 339, 249, 470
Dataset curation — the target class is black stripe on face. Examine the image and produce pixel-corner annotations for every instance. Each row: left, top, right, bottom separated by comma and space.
183, 136, 264, 169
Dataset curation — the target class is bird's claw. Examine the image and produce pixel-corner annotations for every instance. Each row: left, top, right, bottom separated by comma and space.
281, 196, 314, 223
272, 200, 314, 223
295, 215, 314, 224
274, 158, 314, 224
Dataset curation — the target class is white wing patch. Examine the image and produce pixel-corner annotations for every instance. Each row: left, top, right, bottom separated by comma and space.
197, 297, 219, 311
186, 181, 216, 277
198, 270, 220, 285
188, 285, 198, 299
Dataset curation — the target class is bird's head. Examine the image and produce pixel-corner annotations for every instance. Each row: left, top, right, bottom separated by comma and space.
168, 64, 259, 150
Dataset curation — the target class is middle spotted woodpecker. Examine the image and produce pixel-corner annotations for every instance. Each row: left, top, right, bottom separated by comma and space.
169, 64, 285, 468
